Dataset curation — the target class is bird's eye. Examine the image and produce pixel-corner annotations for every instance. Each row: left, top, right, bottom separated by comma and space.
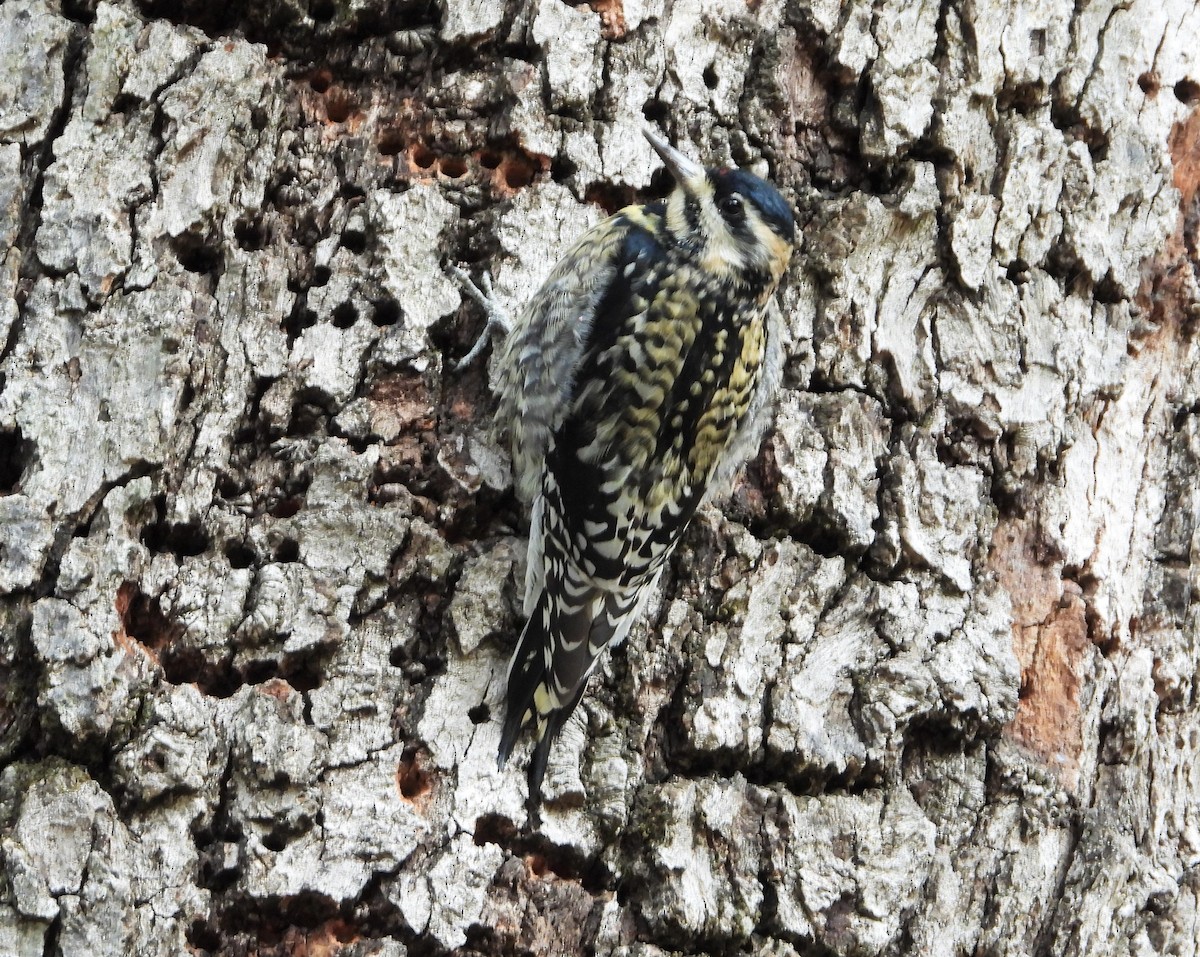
719, 196, 745, 223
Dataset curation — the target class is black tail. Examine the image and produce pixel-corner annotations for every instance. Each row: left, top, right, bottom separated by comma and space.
497, 587, 609, 807
497, 603, 546, 769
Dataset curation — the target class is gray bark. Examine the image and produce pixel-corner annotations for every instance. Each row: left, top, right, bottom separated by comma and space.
0, 0, 1197, 955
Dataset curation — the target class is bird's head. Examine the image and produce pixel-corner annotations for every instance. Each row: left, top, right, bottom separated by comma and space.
644, 128, 795, 292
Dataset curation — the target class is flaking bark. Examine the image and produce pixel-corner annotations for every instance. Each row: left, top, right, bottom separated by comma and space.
0, 0, 1197, 955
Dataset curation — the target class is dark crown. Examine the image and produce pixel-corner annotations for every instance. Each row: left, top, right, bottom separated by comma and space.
711, 168, 795, 242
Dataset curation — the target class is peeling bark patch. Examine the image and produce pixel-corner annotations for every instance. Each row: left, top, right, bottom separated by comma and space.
1136, 111, 1200, 345
584, 0, 626, 39
368, 371, 436, 439
269, 919, 359, 956
1170, 109, 1200, 214
1009, 586, 1089, 783
259, 677, 294, 702
990, 517, 1086, 782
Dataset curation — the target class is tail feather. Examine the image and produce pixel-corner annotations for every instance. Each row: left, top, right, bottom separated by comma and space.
497, 606, 546, 768
527, 680, 589, 799
497, 585, 624, 806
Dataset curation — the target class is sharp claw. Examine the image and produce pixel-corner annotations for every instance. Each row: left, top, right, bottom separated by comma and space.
454, 318, 501, 371
448, 263, 511, 370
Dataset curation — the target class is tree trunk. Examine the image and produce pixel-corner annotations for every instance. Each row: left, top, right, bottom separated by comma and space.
0, 0, 1197, 954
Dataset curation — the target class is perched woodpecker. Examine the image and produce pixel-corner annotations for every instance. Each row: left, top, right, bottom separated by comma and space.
459, 129, 795, 805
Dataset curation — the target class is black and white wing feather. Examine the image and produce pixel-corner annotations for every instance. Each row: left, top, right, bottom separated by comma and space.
490, 217, 632, 505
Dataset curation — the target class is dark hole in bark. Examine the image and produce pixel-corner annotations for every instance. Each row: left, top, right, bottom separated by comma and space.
60, 0, 98, 23
185, 920, 222, 952
370, 298, 402, 326
269, 496, 305, 519
396, 752, 432, 799
261, 830, 288, 852
140, 518, 212, 557
284, 299, 319, 340
309, 69, 332, 93
240, 660, 279, 686
551, 154, 578, 182
503, 157, 535, 189
1086, 130, 1110, 162
1002, 81, 1042, 115
119, 582, 184, 651
472, 812, 517, 847
439, 155, 468, 178
479, 150, 502, 169
161, 649, 239, 697
224, 542, 257, 569
411, 144, 437, 169
585, 182, 638, 215
1138, 72, 1159, 95
377, 127, 405, 155
1175, 78, 1200, 105
468, 703, 491, 725
311, 265, 332, 287
287, 397, 327, 437
1006, 259, 1030, 285
173, 235, 221, 275
274, 538, 301, 563
310, 0, 336, 22
642, 99, 670, 125
234, 217, 268, 250
331, 301, 358, 328
282, 650, 326, 692
1094, 271, 1124, 304
0, 425, 34, 494
239, 650, 327, 692
216, 473, 245, 499
341, 229, 367, 254
216, 891, 339, 941
324, 89, 357, 123
702, 64, 718, 89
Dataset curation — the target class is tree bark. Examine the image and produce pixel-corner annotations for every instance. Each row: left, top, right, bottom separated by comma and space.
0, 0, 1197, 954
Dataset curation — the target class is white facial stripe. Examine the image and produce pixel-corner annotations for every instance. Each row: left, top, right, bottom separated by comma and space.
701, 203, 747, 273
666, 190, 689, 237
666, 177, 792, 282
745, 207, 792, 280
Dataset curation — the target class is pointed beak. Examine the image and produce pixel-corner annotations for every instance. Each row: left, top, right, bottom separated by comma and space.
643, 128, 705, 185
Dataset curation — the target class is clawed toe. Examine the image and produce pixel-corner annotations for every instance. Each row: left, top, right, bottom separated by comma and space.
448, 264, 511, 370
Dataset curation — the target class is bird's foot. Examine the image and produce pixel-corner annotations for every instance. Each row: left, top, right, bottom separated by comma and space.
449, 264, 511, 371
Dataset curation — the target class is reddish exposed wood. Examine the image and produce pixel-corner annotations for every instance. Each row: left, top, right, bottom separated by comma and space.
990, 516, 1087, 784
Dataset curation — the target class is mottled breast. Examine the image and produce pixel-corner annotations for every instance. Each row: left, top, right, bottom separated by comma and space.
547, 205, 769, 585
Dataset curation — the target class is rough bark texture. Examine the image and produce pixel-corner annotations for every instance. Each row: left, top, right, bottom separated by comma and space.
0, 0, 1197, 955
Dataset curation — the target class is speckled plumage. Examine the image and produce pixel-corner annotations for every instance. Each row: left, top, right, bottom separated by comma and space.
489, 131, 795, 804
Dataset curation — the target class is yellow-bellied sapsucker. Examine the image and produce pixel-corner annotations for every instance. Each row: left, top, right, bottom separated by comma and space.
457, 128, 795, 805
